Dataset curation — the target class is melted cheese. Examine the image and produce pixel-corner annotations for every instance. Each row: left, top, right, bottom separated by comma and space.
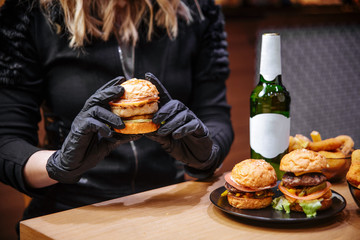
294, 171, 322, 176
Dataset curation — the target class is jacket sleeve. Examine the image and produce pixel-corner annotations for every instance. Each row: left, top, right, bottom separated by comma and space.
0, 0, 45, 195
184, 0, 234, 178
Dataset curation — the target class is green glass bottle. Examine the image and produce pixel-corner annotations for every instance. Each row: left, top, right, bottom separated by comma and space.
250, 33, 291, 179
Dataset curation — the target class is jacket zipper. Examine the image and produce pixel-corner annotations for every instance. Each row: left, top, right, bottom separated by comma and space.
130, 141, 139, 192
118, 45, 138, 192
117, 45, 134, 80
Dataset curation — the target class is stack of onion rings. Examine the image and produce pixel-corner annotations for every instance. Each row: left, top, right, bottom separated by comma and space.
289, 131, 354, 155
289, 131, 354, 181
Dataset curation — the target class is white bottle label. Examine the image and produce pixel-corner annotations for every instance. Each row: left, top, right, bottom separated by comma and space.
250, 113, 290, 158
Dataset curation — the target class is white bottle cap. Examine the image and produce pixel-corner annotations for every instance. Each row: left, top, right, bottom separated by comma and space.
259, 33, 282, 81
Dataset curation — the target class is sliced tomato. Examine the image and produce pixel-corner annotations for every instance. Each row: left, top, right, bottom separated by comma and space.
279, 181, 332, 200
224, 172, 277, 192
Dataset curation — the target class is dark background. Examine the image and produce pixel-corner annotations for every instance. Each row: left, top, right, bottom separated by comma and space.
1, 2, 360, 239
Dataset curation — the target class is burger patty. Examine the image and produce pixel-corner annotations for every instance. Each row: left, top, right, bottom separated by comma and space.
225, 182, 239, 193
110, 100, 158, 118
122, 114, 154, 120
224, 182, 274, 199
282, 172, 327, 188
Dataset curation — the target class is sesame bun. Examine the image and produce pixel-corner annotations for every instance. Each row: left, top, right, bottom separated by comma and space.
280, 149, 327, 173
288, 197, 333, 212
227, 193, 273, 209
231, 159, 277, 189
109, 78, 160, 134
120, 78, 159, 101
113, 121, 160, 134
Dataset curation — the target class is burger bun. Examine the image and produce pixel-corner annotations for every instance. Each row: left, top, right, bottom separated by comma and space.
284, 190, 333, 212
227, 193, 273, 209
110, 78, 160, 134
113, 121, 160, 134
280, 149, 327, 173
231, 159, 277, 189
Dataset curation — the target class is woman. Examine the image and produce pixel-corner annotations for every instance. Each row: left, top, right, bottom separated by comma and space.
0, 0, 233, 223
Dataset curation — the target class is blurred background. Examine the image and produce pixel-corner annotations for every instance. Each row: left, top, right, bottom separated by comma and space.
1, 0, 360, 239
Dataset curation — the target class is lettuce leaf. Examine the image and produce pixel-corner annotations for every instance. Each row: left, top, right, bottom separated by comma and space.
272, 196, 290, 214
272, 196, 323, 218
123, 119, 152, 123
299, 199, 322, 218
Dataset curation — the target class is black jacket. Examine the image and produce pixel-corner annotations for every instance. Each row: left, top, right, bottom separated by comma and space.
0, 0, 233, 219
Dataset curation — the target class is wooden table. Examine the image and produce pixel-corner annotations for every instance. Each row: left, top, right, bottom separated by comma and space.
20, 174, 360, 240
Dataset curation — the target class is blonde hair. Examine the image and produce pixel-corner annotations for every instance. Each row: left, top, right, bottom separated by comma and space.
40, 0, 193, 48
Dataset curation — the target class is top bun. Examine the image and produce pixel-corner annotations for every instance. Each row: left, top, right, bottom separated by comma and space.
118, 78, 159, 102
231, 159, 277, 189
280, 149, 327, 173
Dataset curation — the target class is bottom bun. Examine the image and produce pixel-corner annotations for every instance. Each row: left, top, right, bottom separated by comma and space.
227, 193, 272, 209
114, 121, 160, 134
286, 196, 333, 212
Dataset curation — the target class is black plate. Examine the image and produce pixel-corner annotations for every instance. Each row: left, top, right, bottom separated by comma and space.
210, 186, 346, 223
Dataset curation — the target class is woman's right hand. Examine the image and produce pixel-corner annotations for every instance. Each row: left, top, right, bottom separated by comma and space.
45, 77, 140, 184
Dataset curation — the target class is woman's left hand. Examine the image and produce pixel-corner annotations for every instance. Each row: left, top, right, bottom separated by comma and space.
144, 73, 219, 171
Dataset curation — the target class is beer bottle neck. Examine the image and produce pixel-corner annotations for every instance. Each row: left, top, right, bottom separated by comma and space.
259, 34, 281, 82
259, 74, 283, 85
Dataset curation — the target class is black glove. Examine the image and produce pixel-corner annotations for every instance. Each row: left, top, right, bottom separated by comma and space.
144, 73, 220, 173
46, 77, 140, 184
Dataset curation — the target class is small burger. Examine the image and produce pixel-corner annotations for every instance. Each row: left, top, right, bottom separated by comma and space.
223, 159, 278, 209
109, 78, 160, 134
272, 149, 332, 217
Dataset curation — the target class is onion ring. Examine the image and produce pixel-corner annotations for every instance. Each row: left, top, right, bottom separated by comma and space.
335, 135, 354, 155
307, 138, 343, 152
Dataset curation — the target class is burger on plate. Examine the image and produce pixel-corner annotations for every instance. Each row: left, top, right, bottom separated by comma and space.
109, 78, 160, 134
272, 149, 332, 217
223, 159, 278, 209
